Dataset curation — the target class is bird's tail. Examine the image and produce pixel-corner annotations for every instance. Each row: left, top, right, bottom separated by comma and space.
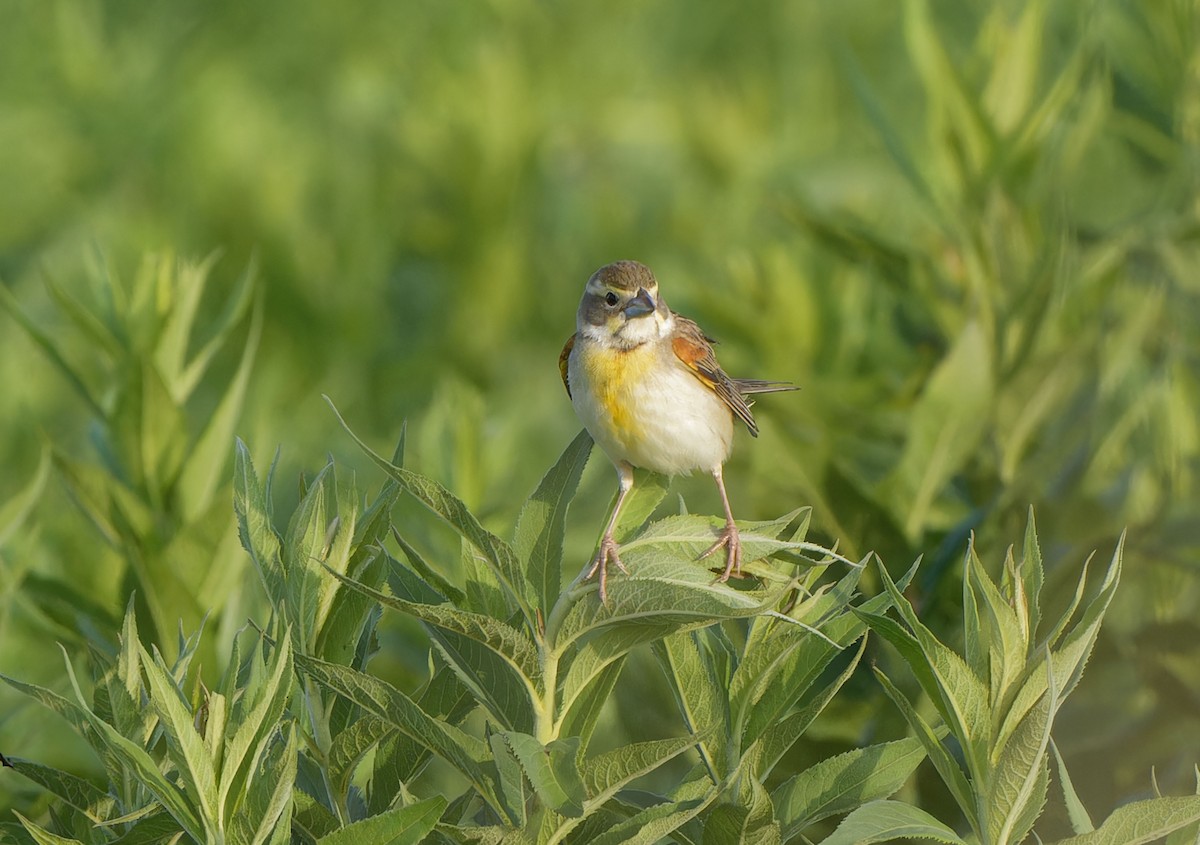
734, 379, 799, 395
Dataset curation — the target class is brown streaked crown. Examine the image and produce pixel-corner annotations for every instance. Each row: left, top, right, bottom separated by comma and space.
587, 260, 657, 292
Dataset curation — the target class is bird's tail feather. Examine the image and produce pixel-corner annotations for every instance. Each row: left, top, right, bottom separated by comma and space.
734, 378, 799, 395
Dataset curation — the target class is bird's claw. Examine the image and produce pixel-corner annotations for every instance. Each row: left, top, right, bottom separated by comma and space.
700, 521, 742, 582
585, 534, 628, 603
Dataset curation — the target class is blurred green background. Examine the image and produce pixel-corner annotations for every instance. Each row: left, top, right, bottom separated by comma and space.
2, 0, 1198, 832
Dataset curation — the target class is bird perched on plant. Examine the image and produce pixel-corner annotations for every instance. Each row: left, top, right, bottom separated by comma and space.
559, 260, 796, 602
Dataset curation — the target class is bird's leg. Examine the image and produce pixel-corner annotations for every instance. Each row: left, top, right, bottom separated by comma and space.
699, 464, 742, 581
585, 461, 634, 602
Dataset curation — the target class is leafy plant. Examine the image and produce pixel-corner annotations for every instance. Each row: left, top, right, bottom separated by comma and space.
846, 512, 1200, 845
0, 252, 261, 659
2, 408, 1199, 843
230, 404, 867, 843
1, 605, 295, 844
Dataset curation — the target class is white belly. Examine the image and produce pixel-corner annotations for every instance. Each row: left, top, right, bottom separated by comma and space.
568, 341, 734, 476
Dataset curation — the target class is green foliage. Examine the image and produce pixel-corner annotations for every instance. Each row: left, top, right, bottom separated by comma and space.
1, 605, 295, 844
2, 0, 1199, 837
0, 253, 260, 658
849, 513, 1200, 845
7, 417, 1195, 843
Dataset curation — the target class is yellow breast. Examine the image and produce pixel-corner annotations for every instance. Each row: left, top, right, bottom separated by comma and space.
575, 341, 658, 443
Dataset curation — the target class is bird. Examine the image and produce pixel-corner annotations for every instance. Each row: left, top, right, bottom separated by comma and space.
559, 260, 797, 602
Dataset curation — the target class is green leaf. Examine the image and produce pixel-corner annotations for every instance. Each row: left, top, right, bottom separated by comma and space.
588, 791, 715, 845
614, 513, 809, 570
139, 644, 218, 826
989, 656, 1056, 845
1051, 739, 1095, 835
1, 758, 109, 816
966, 540, 1026, 706
981, 0, 1045, 133
652, 631, 729, 781
177, 287, 261, 521
0, 445, 50, 548
902, 0, 993, 173
871, 667, 978, 832
42, 266, 124, 361
773, 738, 926, 839
883, 320, 993, 541
170, 253, 257, 402
612, 468, 670, 544
704, 780, 780, 845
515, 428, 592, 616
283, 460, 336, 647
1052, 796, 1200, 845
816, 799, 966, 845
316, 796, 447, 845
324, 567, 541, 693
737, 618, 849, 752
0, 281, 104, 416
327, 396, 531, 623
429, 625, 536, 733
231, 724, 298, 845
501, 732, 586, 818
329, 715, 395, 802
59, 658, 207, 841
557, 657, 626, 751
865, 560, 990, 779
234, 440, 286, 607
751, 635, 868, 780
218, 635, 294, 823
488, 729, 528, 828
1018, 508, 1044, 650
12, 813, 86, 845
368, 663, 477, 815
998, 535, 1122, 751
730, 563, 863, 727
582, 734, 702, 806
554, 551, 792, 652
293, 652, 508, 822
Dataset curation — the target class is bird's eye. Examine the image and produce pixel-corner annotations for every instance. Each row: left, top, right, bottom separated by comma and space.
604, 291, 619, 307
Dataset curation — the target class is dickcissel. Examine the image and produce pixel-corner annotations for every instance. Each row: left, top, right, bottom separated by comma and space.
559, 260, 796, 601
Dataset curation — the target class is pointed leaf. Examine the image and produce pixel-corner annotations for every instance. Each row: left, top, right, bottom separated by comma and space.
515, 428, 592, 615
13, 813, 87, 845
0, 281, 104, 415
653, 631, 729, 780
327, 397, 530, 622
177, 289, 261, 520
1051, 740, 1095, 835
219, 636, 294, 820
871, 667, 978, 831
501, 732, 586, 818
488, 730, 528, 828
817, 799, 965, 845
773, 738, 926, 839
139, 645, 218, 825
1, 758, 109, 816
324, 567, 541, 691
1053, 796, 1200, 845
293, 653, 507, 821
990, 657, 1056, 845
316, 795, 447, 845
752, 636, 868, 779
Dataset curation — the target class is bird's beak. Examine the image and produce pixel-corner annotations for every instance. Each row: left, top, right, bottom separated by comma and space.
623, 288, 656, 319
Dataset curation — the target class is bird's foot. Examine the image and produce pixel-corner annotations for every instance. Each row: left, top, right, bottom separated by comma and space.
700, 520, 742, 582
585, 533, 629, 603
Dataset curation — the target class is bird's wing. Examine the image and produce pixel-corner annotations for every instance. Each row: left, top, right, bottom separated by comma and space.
670, 315, 760, 436
559, 334, 576, 398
